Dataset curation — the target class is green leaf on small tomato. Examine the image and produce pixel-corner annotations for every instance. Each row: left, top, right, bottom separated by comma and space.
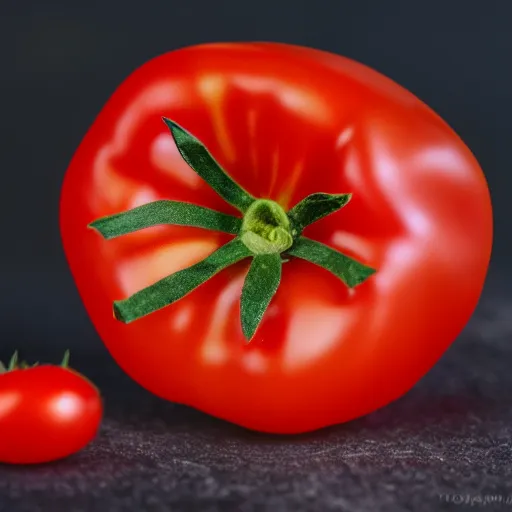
61, 350, 70, 368
7, 351, 18, 371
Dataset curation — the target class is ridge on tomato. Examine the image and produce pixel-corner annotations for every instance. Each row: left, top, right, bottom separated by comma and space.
60, 42, 492, 434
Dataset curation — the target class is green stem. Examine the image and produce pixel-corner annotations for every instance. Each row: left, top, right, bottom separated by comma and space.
89, 117, 377, 341
240, 199, 293, 255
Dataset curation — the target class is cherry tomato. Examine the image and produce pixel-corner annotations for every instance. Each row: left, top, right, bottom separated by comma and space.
60, 43, 492, 434
0, 357, 102, 464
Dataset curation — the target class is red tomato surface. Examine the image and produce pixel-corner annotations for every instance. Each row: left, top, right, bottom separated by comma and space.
0, 366, 102, 463
60, 43, 492, 434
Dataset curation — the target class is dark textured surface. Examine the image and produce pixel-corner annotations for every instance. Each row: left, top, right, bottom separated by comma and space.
1, 281, 512, 512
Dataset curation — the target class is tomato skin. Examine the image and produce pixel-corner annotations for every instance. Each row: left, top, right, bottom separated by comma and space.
60, 43, 492, 434
0, 366, 102, 464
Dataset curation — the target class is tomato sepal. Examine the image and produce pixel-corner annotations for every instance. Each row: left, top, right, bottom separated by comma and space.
241, 254, 282, 340
112, 237, 252, 323
89, 118, 377, 340
8, 351, 19, 371
163, 117, 256, 212
287, 192, 352, 237
89, 200, 242, 238
61, 350, 70, 368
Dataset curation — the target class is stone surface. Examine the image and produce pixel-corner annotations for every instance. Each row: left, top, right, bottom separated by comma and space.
1, 291, 512, 511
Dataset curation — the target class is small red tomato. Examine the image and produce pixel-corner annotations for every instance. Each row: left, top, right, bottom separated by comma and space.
0, 354, 102, 464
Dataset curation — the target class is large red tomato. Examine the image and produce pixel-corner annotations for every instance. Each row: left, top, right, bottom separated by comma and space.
60, 42, 492, 434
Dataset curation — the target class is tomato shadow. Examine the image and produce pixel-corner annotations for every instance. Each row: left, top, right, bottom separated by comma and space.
106, 381, 506, 440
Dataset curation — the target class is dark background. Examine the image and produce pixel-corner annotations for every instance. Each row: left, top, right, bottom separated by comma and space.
1, 1, 512, 511
0, 0, 510, 356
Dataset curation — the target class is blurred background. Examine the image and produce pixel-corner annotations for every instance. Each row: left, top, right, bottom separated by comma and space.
0, 0, 509, 360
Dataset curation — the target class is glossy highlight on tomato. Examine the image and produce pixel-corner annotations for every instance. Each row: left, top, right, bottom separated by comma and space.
60, 42, 492, 434
0, 357, 102, 464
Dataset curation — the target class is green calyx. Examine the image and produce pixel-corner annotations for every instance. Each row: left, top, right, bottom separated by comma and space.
88, 117, 377, 341
0, 351, 42, 373
240, 199, 293, 255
